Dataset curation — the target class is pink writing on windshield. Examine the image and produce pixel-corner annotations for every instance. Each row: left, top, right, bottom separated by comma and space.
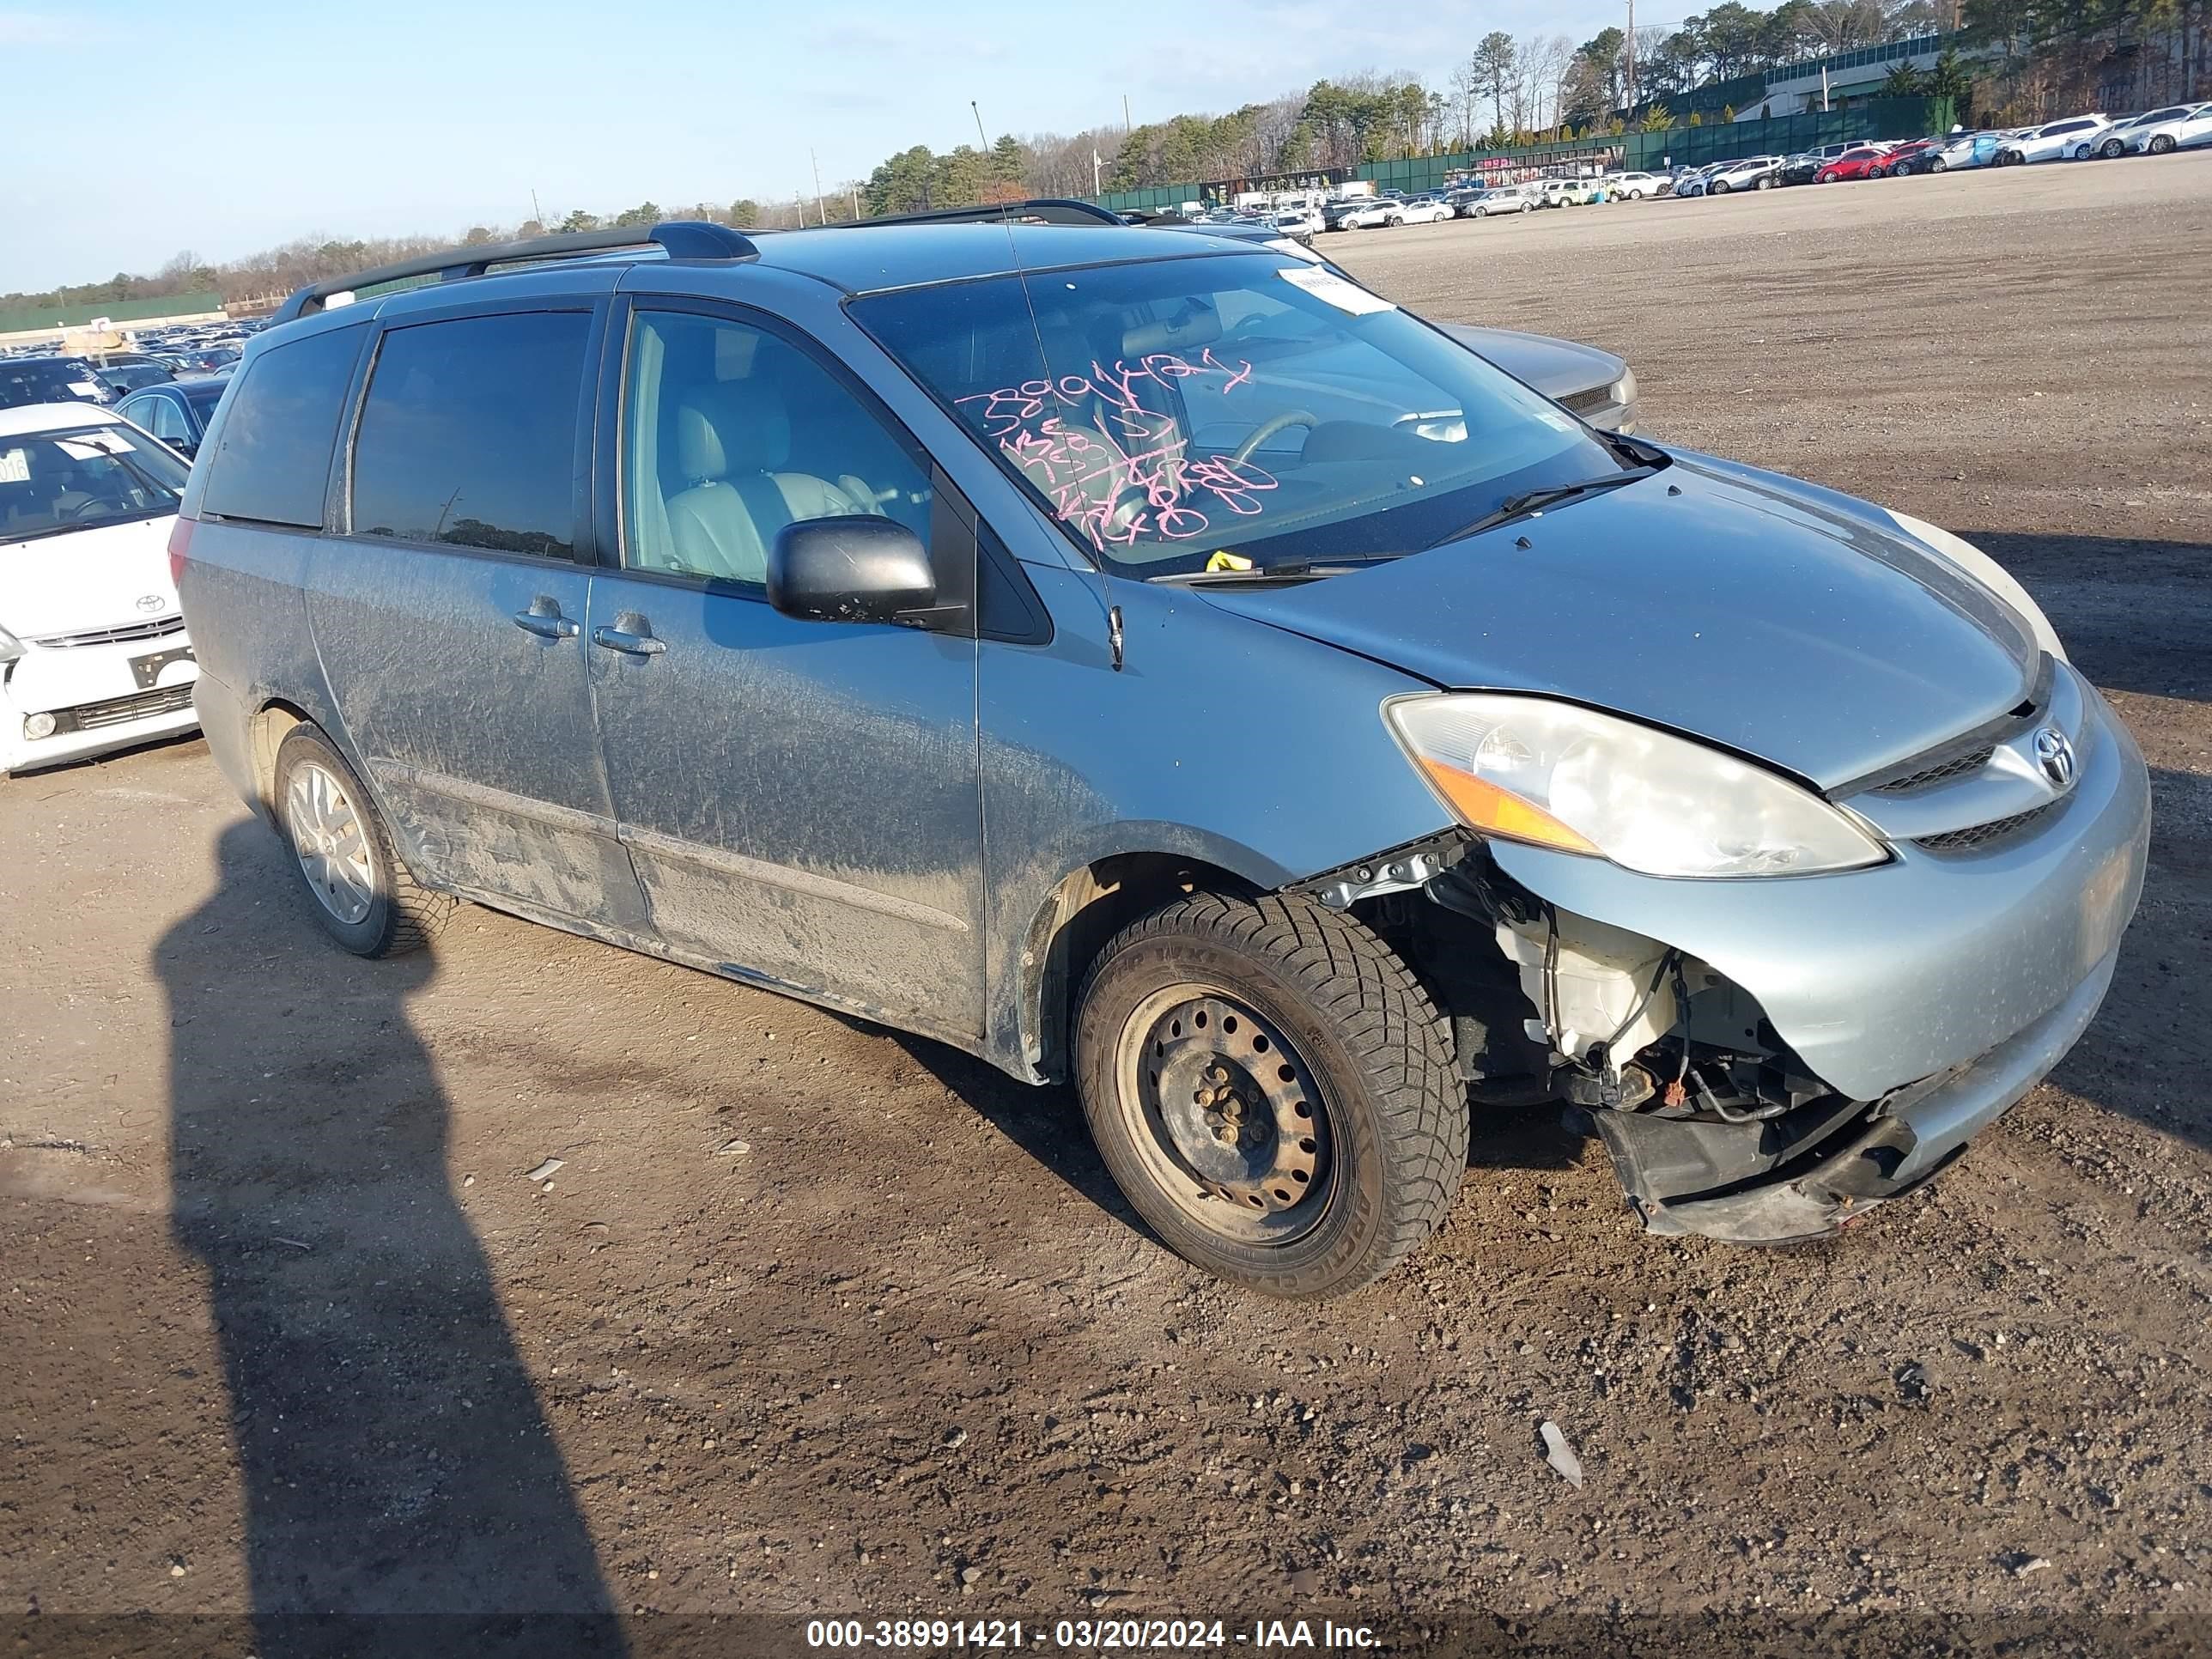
955, 350, 1273, 548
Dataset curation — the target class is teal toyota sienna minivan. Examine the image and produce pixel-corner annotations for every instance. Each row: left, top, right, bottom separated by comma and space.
171, 211, 2148, 1297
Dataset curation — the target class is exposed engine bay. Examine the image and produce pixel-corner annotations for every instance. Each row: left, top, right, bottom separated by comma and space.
1296, 831, 2025, 1244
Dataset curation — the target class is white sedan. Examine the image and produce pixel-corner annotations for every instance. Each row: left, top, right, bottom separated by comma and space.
2123, 101, 2212, 153
0, 403, 199, 775
1393, 196, 1455, 225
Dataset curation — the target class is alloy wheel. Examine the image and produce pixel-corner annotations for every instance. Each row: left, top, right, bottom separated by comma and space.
286, 760, 375, 926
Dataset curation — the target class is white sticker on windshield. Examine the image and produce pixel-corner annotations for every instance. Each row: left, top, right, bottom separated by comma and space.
1277, 266, 1396, 315
0, 448, 27, 484
54, 430, 131, 462
1534, 409, 1580, 433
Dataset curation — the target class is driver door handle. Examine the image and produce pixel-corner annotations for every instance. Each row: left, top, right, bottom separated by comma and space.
592, 619, 666, 656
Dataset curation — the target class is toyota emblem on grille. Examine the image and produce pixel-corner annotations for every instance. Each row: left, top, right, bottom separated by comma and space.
2033, 727, 2076, 788
136, 594, 163, 613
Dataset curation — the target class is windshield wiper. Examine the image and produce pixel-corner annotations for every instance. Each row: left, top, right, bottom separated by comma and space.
1425, 465, 1658, 550
1150, 556, 1395, 586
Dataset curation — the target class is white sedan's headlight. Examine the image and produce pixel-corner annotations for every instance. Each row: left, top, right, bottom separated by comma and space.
1887, 510, 2066, 662
1385, 694, 1887, 878
0, 625, 23, 665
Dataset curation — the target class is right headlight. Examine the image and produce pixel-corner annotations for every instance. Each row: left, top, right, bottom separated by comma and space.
0, 625, 23, 665
1385, 693, 1887, 878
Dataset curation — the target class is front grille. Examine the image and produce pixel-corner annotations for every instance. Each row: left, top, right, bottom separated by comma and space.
1558, 386, 1613, 416
32, 615, 185, 649
1912, 802, 2057, 854
1878, 745, 1996, 793
49, 682, 196, 735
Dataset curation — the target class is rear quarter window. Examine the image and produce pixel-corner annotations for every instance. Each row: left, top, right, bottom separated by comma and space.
347, 309, 591, 557
198, 325, 364, 527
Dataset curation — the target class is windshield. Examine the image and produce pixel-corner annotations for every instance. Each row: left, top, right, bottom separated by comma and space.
0, 360, 110, 410
853, 252, 1623, 575
100, 363, 174, 392
0, 422, 188, 543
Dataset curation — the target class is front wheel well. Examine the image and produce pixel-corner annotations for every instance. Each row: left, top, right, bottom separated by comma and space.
1026, 853, 1261, 1082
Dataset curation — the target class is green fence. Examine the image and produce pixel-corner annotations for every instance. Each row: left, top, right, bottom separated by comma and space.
0, 291, 224, 335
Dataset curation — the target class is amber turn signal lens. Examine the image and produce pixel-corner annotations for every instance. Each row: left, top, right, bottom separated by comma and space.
1414, 759, 1601, 856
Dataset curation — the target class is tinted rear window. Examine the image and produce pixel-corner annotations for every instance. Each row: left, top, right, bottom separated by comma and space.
198, 325, 363, 527
348, 310, 590, 557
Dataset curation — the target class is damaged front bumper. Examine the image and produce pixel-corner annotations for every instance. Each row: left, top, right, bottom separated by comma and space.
1490, 670, 2148, 1242
1587, 949, 2118, 1243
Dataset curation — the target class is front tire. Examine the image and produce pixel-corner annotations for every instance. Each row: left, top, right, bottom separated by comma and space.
1929, 156, 1948, 172
2151, 134, 2176, 154
274, 726, 454, 957
1756, 174, 1774, 189
1074, 892, 1465, 1298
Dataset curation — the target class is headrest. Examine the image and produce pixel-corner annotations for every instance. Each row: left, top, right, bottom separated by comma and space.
676, 381, 790, 483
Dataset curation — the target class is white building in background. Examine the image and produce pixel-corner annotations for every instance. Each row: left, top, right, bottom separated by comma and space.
1746, 35, 1954, 118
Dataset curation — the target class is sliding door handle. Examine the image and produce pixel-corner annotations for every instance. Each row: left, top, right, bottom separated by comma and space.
592, 623, 666, 656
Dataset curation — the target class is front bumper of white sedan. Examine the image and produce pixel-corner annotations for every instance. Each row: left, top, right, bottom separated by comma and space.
0, 617, 201, 774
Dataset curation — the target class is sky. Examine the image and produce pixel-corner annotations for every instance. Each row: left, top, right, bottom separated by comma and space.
2, 0, 1638, 294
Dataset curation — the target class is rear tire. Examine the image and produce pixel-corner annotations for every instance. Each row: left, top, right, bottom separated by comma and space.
1074, 892, 1465, 1299
274, 726, 454, 958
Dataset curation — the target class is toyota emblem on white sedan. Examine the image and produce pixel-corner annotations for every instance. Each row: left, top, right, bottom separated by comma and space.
136, 593, 163, 613
2033, 727, 2076, 788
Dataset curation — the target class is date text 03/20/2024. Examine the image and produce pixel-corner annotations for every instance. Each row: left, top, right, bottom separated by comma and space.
805, 1618, 1382, 1650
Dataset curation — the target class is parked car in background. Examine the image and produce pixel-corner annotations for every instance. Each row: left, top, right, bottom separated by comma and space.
1, 357, 117, 410
2073, 112, 2149, 156
114, 379, 230, 460
1672, 161, 1735, 198
1323, 197, 1395, 230
1778, 152, 1824, 185
1270, 208, 1322, 242
1706, 155, 1785, 193
1921, 131, 2002, 171
0, 403, 198, 775
1445, 186, 1492, 216
95, 362, 178, 395
1997, 113, 2109, 164
2121, 102, 2212, 153
1816, 145, 1891, 182
1467, 183, 1534, 216
1395, 194, 1455, 225
1606, 171, 1665, 199
1877, 137, 1943, 175
173, 216, 2149, 1297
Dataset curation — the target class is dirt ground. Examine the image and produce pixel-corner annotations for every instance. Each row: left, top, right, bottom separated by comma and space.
3, 156, 2209, 1659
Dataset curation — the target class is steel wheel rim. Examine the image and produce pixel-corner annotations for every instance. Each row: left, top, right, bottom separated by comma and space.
287, 761, 375, 926
1114, 984, 1334, 1246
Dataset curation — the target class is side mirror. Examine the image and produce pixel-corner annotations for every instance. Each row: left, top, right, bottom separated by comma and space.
176, 441, 198, 460
767, 516, 935, 625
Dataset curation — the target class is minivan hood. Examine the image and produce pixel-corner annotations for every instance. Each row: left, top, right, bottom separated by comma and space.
0, 514, 179, 640
1199, 458, 2037, 788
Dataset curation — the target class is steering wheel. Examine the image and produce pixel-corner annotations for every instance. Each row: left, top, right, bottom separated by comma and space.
1231, 410, 1318, 465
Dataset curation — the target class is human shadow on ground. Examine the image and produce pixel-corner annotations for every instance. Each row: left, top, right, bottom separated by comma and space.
159, 819, 624, 1658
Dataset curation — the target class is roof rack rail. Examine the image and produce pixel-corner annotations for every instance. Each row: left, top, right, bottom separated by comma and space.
811, 198, 1125, 230
270, 221, 757, 325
